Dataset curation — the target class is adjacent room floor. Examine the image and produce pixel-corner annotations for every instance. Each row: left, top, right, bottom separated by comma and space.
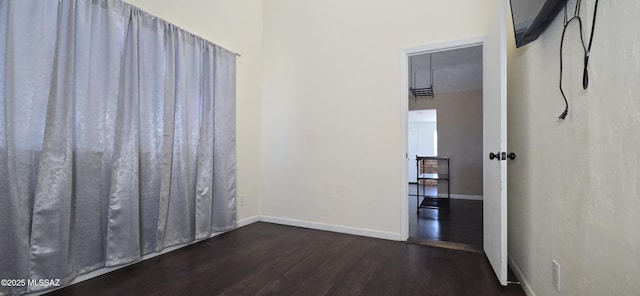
47, 222, 524, 296
408, 184, 483, 252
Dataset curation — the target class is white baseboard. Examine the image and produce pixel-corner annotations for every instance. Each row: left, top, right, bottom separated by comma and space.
237, 215, 260, 227
437, 193, 483, 200
259, 215, 402, 241
508, 255, 537, 296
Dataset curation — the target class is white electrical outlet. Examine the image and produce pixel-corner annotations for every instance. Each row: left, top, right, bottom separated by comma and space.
552, 260, 560, 292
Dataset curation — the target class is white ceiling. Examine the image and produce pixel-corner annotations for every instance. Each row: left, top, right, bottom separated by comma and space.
408, 109, 437, 123
409, 45, 482, 94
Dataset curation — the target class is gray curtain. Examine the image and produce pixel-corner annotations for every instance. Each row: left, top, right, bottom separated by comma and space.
0, 0, 236, 294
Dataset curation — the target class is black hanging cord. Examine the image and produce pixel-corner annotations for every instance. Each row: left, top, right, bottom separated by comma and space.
558, 0, 601, 120
583, 0, 600, 90
558, 12, 586, 120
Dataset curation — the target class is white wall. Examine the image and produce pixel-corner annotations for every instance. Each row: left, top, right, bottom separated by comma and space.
508, 0, 640, 294
260, 0, 499, 234
123, 0, 264, 220
410, 91, 484, 196
408, 122, 437, 157
408, 122, 436, 183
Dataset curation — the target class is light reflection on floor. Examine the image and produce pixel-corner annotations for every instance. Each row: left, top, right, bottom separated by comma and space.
408, 184, 483, 250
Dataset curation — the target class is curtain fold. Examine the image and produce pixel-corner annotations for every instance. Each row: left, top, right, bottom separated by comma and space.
0, 0, 236, 294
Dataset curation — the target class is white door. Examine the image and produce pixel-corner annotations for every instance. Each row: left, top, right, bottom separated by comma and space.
483, 0, 508, 286
408, 128, 418, 183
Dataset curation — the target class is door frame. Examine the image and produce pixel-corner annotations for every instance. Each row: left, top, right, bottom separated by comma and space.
399, 37, 484, 241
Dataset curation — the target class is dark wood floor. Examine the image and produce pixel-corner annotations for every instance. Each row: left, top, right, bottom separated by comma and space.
47, 222, 524, 296
409, 185, 483, 251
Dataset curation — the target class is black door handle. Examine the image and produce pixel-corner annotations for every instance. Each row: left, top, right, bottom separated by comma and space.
490, 152, 516, 160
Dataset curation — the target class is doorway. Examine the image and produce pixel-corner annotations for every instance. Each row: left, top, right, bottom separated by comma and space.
408, 109, 438, 183
403, 43, 484, 252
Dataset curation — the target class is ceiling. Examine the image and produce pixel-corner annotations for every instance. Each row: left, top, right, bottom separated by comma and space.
409, 45, 482, 94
